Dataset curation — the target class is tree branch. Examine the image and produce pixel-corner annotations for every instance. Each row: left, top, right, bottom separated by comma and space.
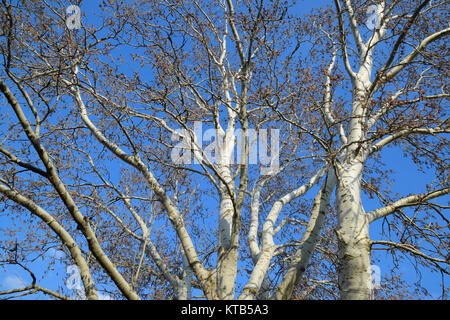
367, 187, 450, 222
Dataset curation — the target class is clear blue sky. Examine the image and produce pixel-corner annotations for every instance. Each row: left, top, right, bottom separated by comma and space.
0, 0, 447, 300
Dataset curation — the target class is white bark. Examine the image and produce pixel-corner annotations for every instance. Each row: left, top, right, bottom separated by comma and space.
335, 161, 372, 300
65, 79, 214, 298
180, 251, 193, 300
331, 0, 450, 300
332, 2, 387, 298
367, 187, 450, 223
0, 78, 140, 299
239, 166, 327, 300
273, 169, 337, 299
215, 145, 239, 300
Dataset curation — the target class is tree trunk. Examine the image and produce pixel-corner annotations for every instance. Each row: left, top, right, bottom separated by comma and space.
273, 169, 336, 299
216, 166, 238, 300
336, 162, 372, 300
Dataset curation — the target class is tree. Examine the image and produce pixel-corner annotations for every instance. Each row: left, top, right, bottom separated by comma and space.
0, 0, 448, 300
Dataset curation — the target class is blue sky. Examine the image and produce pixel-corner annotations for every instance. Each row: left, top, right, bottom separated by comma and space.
0, 0, 448, 300
366, 145, 449, 299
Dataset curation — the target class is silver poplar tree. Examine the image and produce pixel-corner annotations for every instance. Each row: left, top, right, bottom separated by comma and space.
0, 0, 448, 300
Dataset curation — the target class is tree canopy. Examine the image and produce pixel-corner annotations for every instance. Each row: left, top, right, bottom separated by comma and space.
0, 0, 448, 300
